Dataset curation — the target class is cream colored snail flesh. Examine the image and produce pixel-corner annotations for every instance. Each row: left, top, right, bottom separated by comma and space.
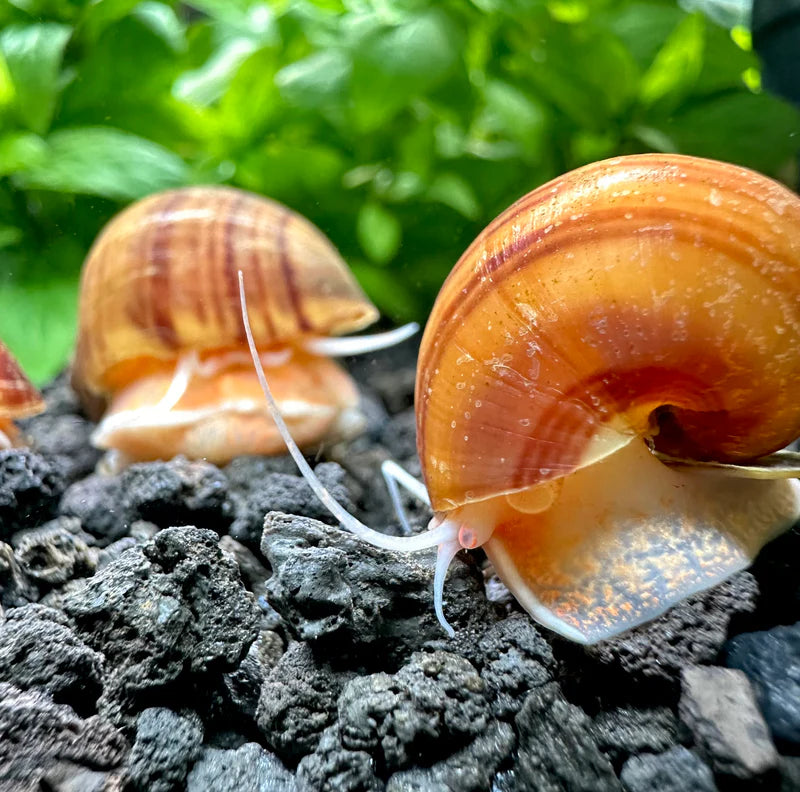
71, 186, 416, 471
241, 154, 800, 644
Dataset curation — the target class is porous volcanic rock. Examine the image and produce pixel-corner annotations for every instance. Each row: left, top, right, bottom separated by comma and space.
0, 449, 65, 539
187, 742, 297, 792
620, 747, 718, 792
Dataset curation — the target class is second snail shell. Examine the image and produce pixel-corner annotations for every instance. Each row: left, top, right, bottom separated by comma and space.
72, 186, 380, 467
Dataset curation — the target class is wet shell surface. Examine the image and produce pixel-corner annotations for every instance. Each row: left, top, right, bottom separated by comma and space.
0, 342, 45, 447
416, 153, 800, 512
72, 185, 379, 400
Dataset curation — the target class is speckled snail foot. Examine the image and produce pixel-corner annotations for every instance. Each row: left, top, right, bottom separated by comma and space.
0, 342, 45, 448
243, 154, 800, 644
70, 185, 417, 471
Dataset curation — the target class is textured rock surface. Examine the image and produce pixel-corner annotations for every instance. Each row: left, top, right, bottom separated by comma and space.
125, 708, 203, 792
0, 604, 103, 713
679, 666, 779, 780
501, 683, 621, 792
592, 707, 678, 768
724, 622, 800, 749
62, 526, 259, 724
0, 682, 127, 792
261, 513, 490, 662
187, 743, 297, 792
620, 747, 718, 792
0, 449, 65, 538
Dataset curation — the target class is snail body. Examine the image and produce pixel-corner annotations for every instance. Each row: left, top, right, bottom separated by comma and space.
0, 342, 45, 448
72, 186, 410, 469
242, 154, 800, 644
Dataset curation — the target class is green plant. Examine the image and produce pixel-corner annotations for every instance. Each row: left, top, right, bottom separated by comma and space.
1, 0, 798, 382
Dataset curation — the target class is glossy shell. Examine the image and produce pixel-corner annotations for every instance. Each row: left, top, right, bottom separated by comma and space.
0, 342, 44, 419
72, 186, 379, 399
416, 154, 800, 512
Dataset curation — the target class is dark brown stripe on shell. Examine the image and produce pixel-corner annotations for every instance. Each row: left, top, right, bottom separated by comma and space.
278, 211, 311, 332
224, 193, 247, 343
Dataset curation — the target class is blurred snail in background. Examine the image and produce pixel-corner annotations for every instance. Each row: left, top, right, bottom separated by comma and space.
0, 342, 45, 448
71, 186, 416, 471
241, 153, 800, 644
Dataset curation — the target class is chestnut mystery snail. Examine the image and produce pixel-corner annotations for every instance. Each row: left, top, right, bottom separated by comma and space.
71, 185, 416, 471
0, 342, 44, 449
240, 153, 800, 644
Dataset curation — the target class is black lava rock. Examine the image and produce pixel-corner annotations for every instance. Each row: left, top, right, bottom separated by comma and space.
12, 516, 96, 588
296, 725, 383, 792
261, 513, 488, 664
501, 682, 620, 792
187, 742, 297, 792
336, 651, 490, 775
724, 622, 800, 749
230, 462, 356, 546
0, 449, 65, 539
0, 540, 37, 607
679, 666, 779, 781
0, 604, 103, 714
125, 708, 203, 792
59, 472, 129, 543
257, 642, 345, 763
62, 526, 259, 725
0, 682, 127, 792
592, 706, 678, 769
385, 720, 515, 792
620, 747, 718, 792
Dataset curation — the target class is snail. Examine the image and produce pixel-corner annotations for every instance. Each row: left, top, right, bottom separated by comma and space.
71, 185, 416, 471
240, 153, 800, 644
0, 342, 45, 448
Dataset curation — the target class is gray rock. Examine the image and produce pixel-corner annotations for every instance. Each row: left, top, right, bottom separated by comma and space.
121, 457, 233, 530
224, 455, 301, 491
21, 410, 101, 484
0, 540, 37, 607
261, 513, 488, 662
59, 472, 128, 543
187, 742, 297, 792
13, 516, 96, 587
780, 756, 800, 792
230, 463, 355, 545
502, 683, 620, 792
620, 747, 718, 792
0, 683, 127, 792
63, 526, 259, 724
0, 449, 65, 539
385, 720, 515, 792
257, 643, 344, 763
337, 651, 490, 774
223, 630, 285, 723
219, 534, 270, 593
0, 604, 103, 713
125, 708, 203, 792
592, 706, 678, 768
472, 614, 555, 719
585, 572, 759, 688
296, 725, 383, 792
679, 666, 779, 779
724, 622, 800, 748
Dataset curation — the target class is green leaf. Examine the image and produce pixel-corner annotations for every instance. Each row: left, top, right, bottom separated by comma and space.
350, 10, 460, 131
132, 2, 187, 52
16, 127, 189, 200
0, 23, 71, 134
0, 225, 22, 249
357, 202, 402, 265
0, 276, 79, 384
426, 173, 480, 219
639, 12, 704, 107
655, 93, 800, 176
276, 50, 352, 111
0, 132, 46, 175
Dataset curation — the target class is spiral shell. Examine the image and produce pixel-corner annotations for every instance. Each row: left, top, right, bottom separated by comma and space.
416, 153, 800, 512
72, 185, 378, 401
0, 343, 44, 447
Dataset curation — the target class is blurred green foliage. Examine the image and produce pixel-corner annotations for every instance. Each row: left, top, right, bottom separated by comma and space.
0, 0, 798, 382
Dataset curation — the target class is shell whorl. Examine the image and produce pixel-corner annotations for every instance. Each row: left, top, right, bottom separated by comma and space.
416, 154, 800, 512
0, 342, 44, 419
72, 186, 378, 397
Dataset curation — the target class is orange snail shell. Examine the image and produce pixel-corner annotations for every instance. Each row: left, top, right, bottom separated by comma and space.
72, 185, 379, 466
415, 153, 800, 643
0, 342, 45, 447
